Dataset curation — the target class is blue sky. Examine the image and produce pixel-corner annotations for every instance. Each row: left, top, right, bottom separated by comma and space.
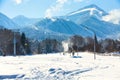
0, 0, 120, 18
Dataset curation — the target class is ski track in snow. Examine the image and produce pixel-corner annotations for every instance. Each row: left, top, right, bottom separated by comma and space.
0, 52, 120, 80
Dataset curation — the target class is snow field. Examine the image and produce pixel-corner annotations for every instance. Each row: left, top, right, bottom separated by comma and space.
0, 52, 120, 80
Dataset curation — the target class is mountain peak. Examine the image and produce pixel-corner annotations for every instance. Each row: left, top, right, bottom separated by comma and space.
68, 4, 107, 16
84, 4, 100, 8
13, 15, 29, 20
13, 15, 41, 27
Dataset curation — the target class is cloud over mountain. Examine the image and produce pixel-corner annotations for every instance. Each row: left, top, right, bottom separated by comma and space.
45, 0, 68, 18
45, 0, 87, 18
102, 9, 120, 24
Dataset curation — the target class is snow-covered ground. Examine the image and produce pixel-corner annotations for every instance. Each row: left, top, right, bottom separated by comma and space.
0, 52, 120, 80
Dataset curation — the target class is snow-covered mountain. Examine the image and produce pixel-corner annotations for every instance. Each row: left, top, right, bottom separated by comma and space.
1, 4, 120, 40
0, 13, 19, 29
80, 17, 120, 39
35, 18, 91, 37
19, 17, 92, 40
20, 25, 69, 40
65, 4, 120, 39
66, 4, 108, 24
13, 15, 41, 27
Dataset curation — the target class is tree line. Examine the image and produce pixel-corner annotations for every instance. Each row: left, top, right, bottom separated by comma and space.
0, 28, 31, 56
68, 35, 120, 53
0, 28, 120, 56
31, 35, 120, 54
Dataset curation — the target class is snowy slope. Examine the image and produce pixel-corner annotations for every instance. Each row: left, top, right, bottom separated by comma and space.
13, 15, 41, 27
0, 13, 18, 29
0, 52, 120, 80
66, 4, 107, 24
36, 18, 92, 37
69, 4, 107, 16
80, 17, 120, 39
20, 25, 70, 40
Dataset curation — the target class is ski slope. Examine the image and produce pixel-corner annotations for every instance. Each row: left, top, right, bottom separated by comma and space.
0, 52, 120, 80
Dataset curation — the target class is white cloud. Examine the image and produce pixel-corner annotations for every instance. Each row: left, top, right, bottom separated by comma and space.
45, 0, 87, 18
74, 0, 83, 2
13, 0, 29, 4
45, 0, 68, 18
14, 0, 23, 4
102, 9, 120, 24
57, 0, 68, 4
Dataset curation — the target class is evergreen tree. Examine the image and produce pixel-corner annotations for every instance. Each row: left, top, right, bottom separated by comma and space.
21, 32, 27, 54
94, 34, 99, 52
21, 32, 26, 48
94, 34, 98, 45
20, 32, 31, 55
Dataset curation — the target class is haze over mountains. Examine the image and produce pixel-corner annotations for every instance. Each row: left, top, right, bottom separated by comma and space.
0, 4, 120, 40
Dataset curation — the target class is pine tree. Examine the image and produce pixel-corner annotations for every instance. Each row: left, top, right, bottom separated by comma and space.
94, 34, 98, 45
94, 34, 99, 52
21, 32, 26, 48
20, 32, 27, 54
21, 32, 31, 55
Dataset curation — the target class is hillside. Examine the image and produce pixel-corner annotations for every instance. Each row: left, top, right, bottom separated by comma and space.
0, 13, 18, 29
12, 15, 41, 27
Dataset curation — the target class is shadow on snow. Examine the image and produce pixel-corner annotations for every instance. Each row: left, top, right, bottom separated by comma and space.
0, 74, 25, 79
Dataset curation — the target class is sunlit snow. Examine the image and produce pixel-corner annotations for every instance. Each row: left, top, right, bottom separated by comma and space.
0, 52, 120, 80
69, 8, 103, 16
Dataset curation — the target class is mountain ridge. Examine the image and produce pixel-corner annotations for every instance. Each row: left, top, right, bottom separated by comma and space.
0, 4, 120, 40
0, 12, 19, 29
12, 15, 41, 27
